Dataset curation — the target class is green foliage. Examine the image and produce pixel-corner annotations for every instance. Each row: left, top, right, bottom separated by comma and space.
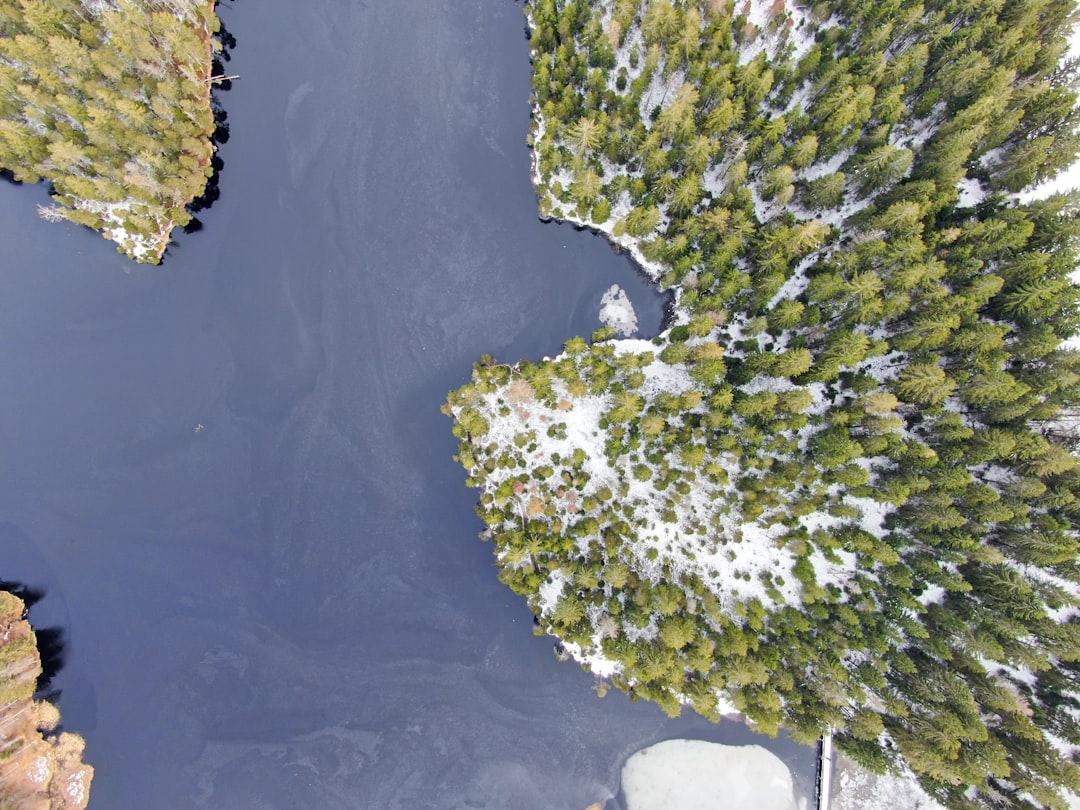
449, 1, 1080, 807
0, 0, 222, 262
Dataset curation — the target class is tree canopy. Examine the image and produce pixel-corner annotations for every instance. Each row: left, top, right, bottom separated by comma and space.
0, 0, 222, 262
448, 0, 1080, 807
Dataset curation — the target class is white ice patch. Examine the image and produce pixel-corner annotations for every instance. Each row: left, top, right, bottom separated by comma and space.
621, 740, 800, 810
599, 285, 639, 336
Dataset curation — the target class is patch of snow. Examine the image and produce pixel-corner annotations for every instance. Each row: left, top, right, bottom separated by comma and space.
687, 515, 796, 613
623, 614, 658, 644
833, 761, 946, 810
979, 657, 1039, 689
750, 182, 778, 223
617, 340, 698, 399
805, 382, 832, 416
81, 0, 116, 14
801, 510, 843, 535
813, 194, 864, 231
1018, 166, 1080, 202
740, 375, 798, 396
849, 495, 894, 537
64, 198, 166, 260
766, 258, 814, 310
613, 29, 644, 86
893, 111, 941, 153
639, 70, 688, 128
703, 135, 750, 199
1047, 729, 1080, 760
780, 5, 823, 64
28, 754, 50, 784
856, 351, 906, 385
736, 0, 811, 68
956, 177, 984, 207
529, 102, 547, 186
916, 585, 946, 607
561, 639, 622, 678
1049, 604, 1080, 624
812, 548, 857, 594
536, 568, 570, 616
611, 338, 657, 356
798, 147, 852, 183
66, 769, 89, 805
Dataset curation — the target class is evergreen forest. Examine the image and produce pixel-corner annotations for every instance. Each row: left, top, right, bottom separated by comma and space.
0, 0, 222, 262
446, 0, 1080, 806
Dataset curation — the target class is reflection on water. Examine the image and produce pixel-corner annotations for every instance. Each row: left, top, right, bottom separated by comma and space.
0, 580, 44, 609
32, 626, 66, 696
0, 1, 813, 808
180, 22, 238, 239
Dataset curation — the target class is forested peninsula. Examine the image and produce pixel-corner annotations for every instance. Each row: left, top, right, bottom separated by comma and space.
0, 0, 223, 262
0, 591, 93, 809
446, 0, 1080, 807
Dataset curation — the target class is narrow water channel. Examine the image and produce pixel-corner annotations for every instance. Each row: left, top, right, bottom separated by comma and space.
0, 1, 814, 807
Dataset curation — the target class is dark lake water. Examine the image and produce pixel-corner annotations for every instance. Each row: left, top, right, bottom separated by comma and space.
0, 1, 814, 807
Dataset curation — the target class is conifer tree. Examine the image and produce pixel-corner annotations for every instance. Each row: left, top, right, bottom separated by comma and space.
0, 0, 223, 262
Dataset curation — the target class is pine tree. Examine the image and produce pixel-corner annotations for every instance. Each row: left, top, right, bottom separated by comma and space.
897, 363, 956, 406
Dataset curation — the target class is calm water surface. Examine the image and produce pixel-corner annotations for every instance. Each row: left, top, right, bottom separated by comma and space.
0, 1, 813, 807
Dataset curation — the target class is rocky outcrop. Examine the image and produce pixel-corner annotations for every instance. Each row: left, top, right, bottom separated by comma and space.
0, 592, 93, 809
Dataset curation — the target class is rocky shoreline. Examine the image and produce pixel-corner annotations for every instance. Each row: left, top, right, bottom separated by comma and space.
0, 591, 93, 809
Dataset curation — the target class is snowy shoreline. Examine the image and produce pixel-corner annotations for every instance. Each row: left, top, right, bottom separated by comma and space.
527, 97, 677, 331
528, 137, 680, 312
525, 3, 681, 314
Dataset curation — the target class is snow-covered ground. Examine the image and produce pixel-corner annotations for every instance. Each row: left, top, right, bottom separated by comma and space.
42, 198, 170, 261
472, 341, 862, 636
831, 753, 944, 810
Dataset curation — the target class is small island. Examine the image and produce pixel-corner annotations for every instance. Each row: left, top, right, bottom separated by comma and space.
0, 0, 224, 262
446, 0, 1080, 807
0, 591, 93, 809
